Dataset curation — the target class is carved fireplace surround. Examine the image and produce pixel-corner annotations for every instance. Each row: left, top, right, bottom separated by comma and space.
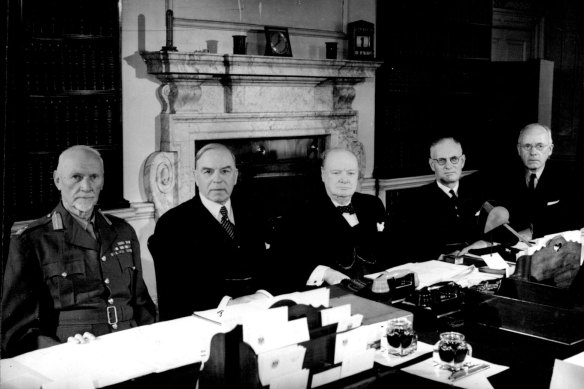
141, 52, 381, 217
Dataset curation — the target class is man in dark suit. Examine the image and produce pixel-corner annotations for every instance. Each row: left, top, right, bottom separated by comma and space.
150, 143, 270, 321
271, 148, 387, 293
498, 123, 582, 239
389, 137, 485, 262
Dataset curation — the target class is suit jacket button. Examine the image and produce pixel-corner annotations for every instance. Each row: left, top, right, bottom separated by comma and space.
104, 278, 110, 284
61, 272, 67, 277
101, 256, 107, 262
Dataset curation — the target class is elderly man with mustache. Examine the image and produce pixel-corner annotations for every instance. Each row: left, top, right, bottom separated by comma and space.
1, 145, 156, 357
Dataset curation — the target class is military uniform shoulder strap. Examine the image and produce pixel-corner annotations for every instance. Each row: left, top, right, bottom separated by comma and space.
52, 212, 64, 230
97, 209, 112, 226
13, 224, 29, 236
13, 213, 53, 236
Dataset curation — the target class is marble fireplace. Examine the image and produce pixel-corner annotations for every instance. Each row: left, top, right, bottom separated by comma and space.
140, 51, 381, 218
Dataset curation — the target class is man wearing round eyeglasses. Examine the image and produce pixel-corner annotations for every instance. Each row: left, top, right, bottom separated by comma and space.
389, 137, 485, 262
501, 123, 582, 239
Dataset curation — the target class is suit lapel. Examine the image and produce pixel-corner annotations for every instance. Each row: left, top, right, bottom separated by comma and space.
321, 193, 355, 235
194, 195, 236, 244
351, 193, 373, 230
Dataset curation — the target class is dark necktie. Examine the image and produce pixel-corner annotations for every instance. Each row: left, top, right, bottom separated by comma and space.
528, 173, 536, 192
449, 189, 460, 218
87, 220, 98, 242
337, 204, 355, 215
219, 206, 235, 240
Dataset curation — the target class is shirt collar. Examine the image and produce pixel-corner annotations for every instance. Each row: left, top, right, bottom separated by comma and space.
61, 202, 95, 231
436, 180, 459, 197
331, 198, 352, 208
199, 194, 233, 222
526, 166, 545, 184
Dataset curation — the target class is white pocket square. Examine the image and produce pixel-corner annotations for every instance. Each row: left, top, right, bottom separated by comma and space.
547, 200, 560, 206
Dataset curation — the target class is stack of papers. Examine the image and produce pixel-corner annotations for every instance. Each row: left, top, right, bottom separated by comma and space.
193, 287, 331, 327
366, 260, 501, 289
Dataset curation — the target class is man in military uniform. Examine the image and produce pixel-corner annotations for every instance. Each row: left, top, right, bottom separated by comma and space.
1, 145, 156, 357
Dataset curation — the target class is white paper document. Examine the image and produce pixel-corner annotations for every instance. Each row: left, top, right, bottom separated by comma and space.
341, 348, 375, 378
550, 351, 584, 389
336, 314, 363, 333
334, 326, 369, 364
311, 366, 342, 388
401, 356, 509, 389
257, 344, 306, 386
366, 260, 500, 289
375, 340, 434, 367
41, 375, 94, 389
244, 317, 310, 354
320, 304, 351, 326
270, 369, 310, 389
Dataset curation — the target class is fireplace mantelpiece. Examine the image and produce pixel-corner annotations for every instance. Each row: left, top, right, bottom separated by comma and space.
141, 52, 381, 217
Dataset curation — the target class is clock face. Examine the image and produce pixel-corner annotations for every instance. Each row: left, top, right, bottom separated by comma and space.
356, 35, 371, 48
270, 32, 289, 54
264, 27, 292, 57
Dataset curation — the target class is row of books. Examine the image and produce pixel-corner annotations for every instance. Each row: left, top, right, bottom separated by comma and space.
24, 41, 117, 92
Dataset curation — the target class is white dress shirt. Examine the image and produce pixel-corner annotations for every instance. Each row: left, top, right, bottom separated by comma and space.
436, 180, 459, 198
199, 195, 235, 224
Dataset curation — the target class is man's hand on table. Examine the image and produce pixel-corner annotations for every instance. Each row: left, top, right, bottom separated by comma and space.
227, 291, 271, 306
530, 236, 581, 288
324, 268, 350, 286
67, 332, 96, 344
457, 240, 493, 257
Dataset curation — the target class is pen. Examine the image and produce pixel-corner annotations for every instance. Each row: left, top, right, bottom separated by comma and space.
449, 363, 490, 382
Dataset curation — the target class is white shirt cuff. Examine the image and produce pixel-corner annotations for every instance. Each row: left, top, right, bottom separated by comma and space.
217, 295, 232, 309
255, 289, 273, 299
306, 265, 329, 287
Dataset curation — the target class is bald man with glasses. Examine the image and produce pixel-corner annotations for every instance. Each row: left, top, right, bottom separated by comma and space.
388, 137, 485, 262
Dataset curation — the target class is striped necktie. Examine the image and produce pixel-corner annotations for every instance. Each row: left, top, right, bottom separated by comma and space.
220, 206, 235, 240
449, 189, 460, 218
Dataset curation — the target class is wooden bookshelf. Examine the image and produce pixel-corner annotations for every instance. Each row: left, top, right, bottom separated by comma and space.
375, 0, 493, 178
5, 0, 126, 222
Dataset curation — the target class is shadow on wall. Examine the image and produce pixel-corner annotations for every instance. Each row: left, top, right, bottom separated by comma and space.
124, 14, 162, 83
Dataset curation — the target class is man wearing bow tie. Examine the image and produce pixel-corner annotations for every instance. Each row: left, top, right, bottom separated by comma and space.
271, 148, 387, 293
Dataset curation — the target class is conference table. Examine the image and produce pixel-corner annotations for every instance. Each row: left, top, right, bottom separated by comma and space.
2, 277, 584, 389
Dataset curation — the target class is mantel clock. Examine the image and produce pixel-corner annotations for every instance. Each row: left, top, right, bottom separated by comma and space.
348, 20, 374, 60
